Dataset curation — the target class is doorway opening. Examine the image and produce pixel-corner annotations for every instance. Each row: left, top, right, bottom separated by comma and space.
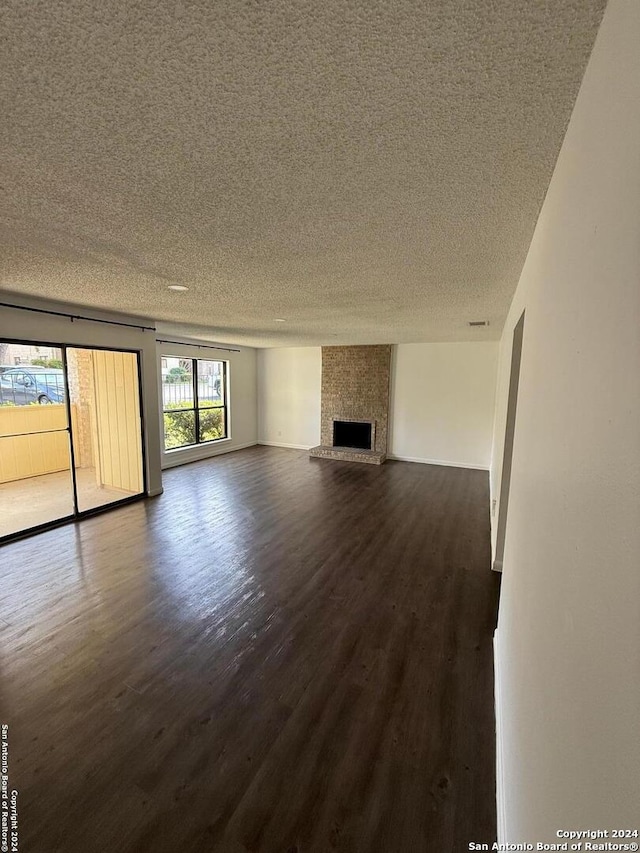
493, 311, 525, 572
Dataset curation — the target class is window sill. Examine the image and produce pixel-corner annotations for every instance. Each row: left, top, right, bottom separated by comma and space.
160, 437, 256, 470
164, 436, 231, 454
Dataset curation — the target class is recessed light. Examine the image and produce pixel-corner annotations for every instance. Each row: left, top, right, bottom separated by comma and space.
168, 285, 189, 292
274, 318, 286, 322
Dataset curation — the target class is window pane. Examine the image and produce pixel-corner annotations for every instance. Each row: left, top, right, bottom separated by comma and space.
199, 407, 225, 442
163, 410, 196, 449
196, 360, 224, 408
162, 358, 194, 409
0, 344, 66, 407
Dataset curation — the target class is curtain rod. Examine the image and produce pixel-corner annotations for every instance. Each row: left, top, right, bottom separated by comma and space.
157, 339, 241, 353
0, 301, 156, 332
0, 302, 241, 351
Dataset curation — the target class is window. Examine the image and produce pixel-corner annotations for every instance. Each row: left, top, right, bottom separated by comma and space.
161, 357, 228, 450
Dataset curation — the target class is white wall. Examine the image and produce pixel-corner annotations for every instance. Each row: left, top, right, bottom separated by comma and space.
0, 295, 163, 495
158, 339, 257, 469
389, 342, 497, 469
257, 347, 321, 449
491, 0, 640, 841
257, 342, 497, 469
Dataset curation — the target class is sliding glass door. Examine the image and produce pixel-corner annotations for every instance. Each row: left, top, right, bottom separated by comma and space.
67, 348, 144, 513
0, 347, 75, 537
0, 340, 145, 542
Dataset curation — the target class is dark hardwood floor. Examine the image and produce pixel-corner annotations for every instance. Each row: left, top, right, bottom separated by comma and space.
1, 446, 500, 852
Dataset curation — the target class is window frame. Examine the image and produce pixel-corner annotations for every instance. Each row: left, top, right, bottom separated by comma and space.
161, 357, 229, 451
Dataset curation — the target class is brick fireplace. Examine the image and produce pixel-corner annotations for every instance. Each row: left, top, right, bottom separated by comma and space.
309, 344, 391, 465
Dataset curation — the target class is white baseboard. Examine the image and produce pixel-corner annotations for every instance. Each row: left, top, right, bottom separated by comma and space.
255, 447, 489, 469
257, 441, 312, 450
494, 630, 507, 844
387, 454, 490, 471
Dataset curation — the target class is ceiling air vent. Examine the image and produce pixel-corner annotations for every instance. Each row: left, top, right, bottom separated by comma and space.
469, 320, 489, 327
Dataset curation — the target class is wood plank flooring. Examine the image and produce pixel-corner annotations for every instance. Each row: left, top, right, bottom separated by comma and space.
0, 446, 500, 852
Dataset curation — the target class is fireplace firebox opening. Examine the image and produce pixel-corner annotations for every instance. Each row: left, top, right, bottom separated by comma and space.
332, 420, 373, 451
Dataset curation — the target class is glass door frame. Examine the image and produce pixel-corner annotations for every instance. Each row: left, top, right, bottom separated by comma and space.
0, 337, 148, 545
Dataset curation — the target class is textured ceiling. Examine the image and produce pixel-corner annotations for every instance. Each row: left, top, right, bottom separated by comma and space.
0, 0, 606, 347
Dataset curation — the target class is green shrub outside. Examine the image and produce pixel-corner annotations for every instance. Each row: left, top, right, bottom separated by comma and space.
163, 403, 224, 449
31, 358, 63, 369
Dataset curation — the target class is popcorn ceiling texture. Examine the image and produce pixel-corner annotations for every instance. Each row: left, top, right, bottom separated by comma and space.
0, 0, 606, 347
310, 345, 391, 464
